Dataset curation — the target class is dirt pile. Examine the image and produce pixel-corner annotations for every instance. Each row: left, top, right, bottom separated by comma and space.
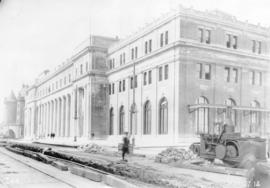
155, 147, 197, 164
78, 143, 104, 153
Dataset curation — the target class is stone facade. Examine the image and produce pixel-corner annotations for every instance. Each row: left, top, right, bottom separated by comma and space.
24, 7, 270, 146
24, 36, 117, 140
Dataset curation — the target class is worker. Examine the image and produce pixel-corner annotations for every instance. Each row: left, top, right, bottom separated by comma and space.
122, 132, 130, 161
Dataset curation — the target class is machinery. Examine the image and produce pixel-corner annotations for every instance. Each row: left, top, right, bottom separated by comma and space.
190, 107, 267, 168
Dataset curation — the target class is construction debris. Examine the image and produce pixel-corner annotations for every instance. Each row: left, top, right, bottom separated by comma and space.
155, 147, 197, 164
78, 143, 104, 153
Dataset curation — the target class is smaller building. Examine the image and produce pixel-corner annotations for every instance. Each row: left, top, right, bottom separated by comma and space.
2, 85, 28, 138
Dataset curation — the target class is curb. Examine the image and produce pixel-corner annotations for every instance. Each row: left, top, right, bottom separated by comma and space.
104, 175, 137, 188
70, 166, 102, 182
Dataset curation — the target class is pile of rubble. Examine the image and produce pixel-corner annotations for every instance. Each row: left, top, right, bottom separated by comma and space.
78, 143, 104, 153
155, 147, 197, 164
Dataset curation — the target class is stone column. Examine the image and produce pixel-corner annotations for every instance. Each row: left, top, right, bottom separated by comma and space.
61, 97, 66, 137
54, 100, 58, 135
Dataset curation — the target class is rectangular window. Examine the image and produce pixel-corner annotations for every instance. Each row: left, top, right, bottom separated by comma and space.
143, 72, 147, 85
131, 48, 134, 60
148, 70, 152, 84
206, 30, 211, 44
123, 53, 125, 63
258, 41, 262, 54
226, 34, 231, 48
204, 64, 211, 80
160, 33, 164, 47
135, 47, 138, 58
232, 68, 238, 83
112, 83, 115, 94
86, 62, 88, 72
145, 41, 148, 54
109, 84, 111, 95
123, 80, 125, 91
165, 31, 168, 45
120, 54, 122, 65
134, 75, 137, 88
224, 67, 230, 82
199, 28, 204, 43
159, 66, 163, 81
130, 77, 133, 89
149, 39, 152, 52
196, 63, 203, 79
112, 59, 115, 68
80, 64, 83, 75
164, 65, 168, 80
119, 81, 122, 92
232, 36, 237, 49
252, 40, 256, 53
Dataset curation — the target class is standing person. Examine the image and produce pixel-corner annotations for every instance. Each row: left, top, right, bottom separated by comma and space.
122, 132, 130, 161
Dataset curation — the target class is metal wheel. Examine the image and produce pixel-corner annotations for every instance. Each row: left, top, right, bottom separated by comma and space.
226, 145, 238, 158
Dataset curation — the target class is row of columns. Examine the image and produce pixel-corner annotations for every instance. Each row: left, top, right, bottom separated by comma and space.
36, 94, 72, 138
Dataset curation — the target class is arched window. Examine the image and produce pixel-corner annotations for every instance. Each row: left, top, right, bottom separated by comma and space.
250, 101, 260, 133
159, 97, 168, 134
119, 106, 125, 135
129, 104, 137, 135
195, 97, 209, 134
109, 108, 114, 135
143, 101, 151, 134
225, 98, 237, 126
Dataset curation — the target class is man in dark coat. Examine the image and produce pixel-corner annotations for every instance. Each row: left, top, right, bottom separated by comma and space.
122, 132, 130, 161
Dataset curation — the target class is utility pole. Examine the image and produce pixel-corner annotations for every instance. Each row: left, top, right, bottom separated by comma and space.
131, 59, 136, 147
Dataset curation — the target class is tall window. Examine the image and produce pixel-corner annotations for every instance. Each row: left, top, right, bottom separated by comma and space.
145, 41, 148, 54
135, 47, 138, 58
109, 108, 114, 135
119, 106, 125, 135
160, 33, 164, 47
131, 48, 134, 60
196, 63, 203, 79
149, 40, 152, 52
119, 81, 122, 92
143, 72, 147, 85
225, 98, 237, 126
112, 83, 115, 94
159, 97, 168, 134
159, 67, 163, 81
206, 30, 211, 44
123, 80, 125, 91
224, 67, 230, 82
204, 64, 211, 80
143, 101, 151, 134
164, 65, 169, 80
148, 70, 152, 84
252, 40, 256, 53
250, 101, 261, 133
226, 34, 231, 48
165, 31, 168, 45
226, 34, 237, 49
195, 97, 209, 134
198, 28, 204, 43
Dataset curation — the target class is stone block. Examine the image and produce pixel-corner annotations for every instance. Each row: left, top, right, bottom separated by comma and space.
70, 166, 102, 182
104, 175, 137, 188
52, 161, 68, 171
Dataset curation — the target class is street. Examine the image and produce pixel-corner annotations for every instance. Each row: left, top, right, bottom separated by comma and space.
0, 147, 110, 188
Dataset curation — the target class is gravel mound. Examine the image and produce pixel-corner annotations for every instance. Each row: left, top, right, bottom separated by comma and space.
78, 143, 104, 153
155, 147, 197, 164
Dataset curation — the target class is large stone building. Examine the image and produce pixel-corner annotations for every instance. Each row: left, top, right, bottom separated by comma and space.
24, 7, 270, 146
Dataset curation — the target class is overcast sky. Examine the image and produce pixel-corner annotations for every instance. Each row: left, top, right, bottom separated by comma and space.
0, 0, 269, 121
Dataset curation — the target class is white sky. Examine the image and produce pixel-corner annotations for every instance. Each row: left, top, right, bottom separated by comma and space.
0, 0, 269, 121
